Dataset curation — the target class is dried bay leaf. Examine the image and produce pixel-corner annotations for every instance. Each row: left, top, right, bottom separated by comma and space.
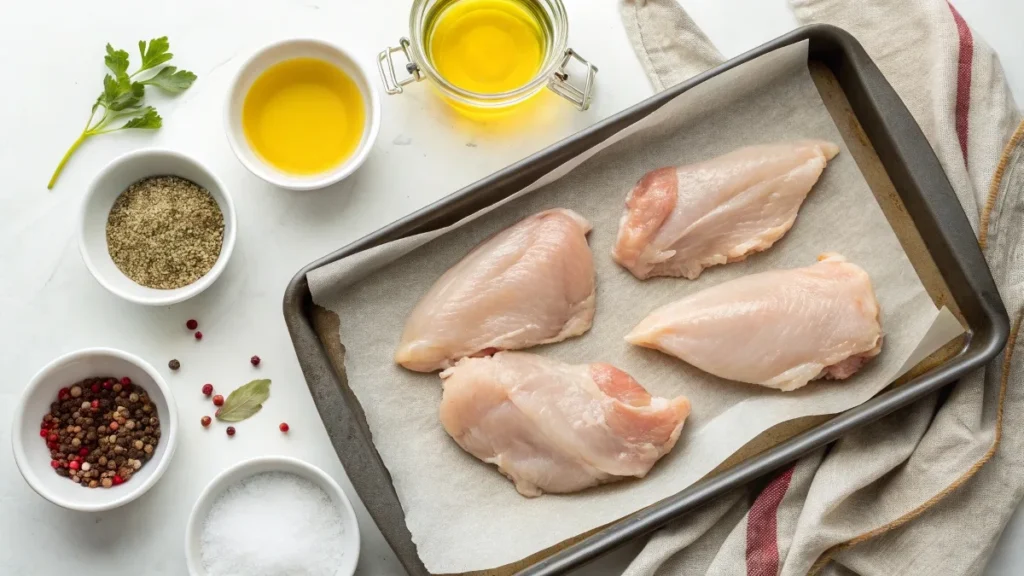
216, 379, 271, 422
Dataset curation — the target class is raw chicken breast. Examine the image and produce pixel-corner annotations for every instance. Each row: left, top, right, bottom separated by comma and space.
439, 352, 691, 496
612, 140, 840, 280
626, 254, 882, 391
395, 209, 596, 373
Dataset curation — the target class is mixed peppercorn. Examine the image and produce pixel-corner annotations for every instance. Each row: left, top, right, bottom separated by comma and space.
40, 376, 161, 489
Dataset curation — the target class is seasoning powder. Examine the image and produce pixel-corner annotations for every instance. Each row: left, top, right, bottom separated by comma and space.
200, 472, 348, 576
106, 176, 224, 289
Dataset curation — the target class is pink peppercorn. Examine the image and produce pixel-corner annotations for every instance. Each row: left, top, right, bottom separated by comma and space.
194, 331, 203, 340
186, 319, 198, 330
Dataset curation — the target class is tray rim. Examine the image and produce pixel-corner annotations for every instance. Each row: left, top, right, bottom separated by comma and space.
282, 23, 1009, 576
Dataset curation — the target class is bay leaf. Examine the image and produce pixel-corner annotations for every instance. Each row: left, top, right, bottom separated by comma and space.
216, 379, 271, 423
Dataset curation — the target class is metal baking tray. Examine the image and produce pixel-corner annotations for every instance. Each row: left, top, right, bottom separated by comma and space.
283, 25, 1009, 576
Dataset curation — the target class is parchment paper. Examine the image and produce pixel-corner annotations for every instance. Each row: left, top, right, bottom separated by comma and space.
307, 42, 964, 573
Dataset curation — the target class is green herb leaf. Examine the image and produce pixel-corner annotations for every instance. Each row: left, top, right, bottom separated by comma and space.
138, 37, 173, 71
104, 44, 130, 77
99, 77, 134, 108
106, 82, 145, 112
216, 379, 272, 423
121, 107, 162, 130
101, 74, 122, 103
141, 66, 197, 93
48, 36, 195, 189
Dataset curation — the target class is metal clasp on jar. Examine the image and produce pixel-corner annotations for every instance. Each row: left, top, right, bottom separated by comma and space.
377, 38, 423, 95
377, 39, 597, 111
548, 48, 597, 111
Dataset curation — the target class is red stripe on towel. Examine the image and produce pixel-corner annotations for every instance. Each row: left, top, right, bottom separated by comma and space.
746, 466, 795, 576
948, 2, 974, 165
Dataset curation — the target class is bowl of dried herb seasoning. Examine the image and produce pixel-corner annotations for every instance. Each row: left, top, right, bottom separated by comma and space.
78, 149, 237, 305
11, 348, 179, 512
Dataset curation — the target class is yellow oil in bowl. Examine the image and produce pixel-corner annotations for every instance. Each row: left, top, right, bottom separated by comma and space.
425, 0, 547, 95
242, 58, 366, 175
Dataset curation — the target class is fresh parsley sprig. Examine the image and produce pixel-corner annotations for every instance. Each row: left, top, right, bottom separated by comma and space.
47, 37, 197, 189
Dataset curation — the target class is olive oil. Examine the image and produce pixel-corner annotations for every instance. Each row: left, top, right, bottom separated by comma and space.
426, 0, 548, 94
242, 58, 365, 175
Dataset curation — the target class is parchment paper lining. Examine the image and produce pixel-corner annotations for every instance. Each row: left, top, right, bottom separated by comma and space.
307, 42, 964, 573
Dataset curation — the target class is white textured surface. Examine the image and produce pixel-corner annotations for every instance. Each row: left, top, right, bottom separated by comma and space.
0, 0, 1017, 574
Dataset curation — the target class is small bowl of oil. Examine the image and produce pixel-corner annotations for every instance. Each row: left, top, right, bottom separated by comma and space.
226, 39, 380, 191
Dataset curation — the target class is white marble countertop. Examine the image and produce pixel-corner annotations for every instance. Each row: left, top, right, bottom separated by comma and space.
2, 0, 1020, 574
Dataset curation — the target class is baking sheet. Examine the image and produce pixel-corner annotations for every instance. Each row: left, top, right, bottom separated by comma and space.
307, 41, 964, 573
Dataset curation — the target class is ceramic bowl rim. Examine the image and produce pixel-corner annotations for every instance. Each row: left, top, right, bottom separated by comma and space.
10, 347, 179, 512
77, 148, 237, 306
223, 37, 382, 191
183, 455, 362, 575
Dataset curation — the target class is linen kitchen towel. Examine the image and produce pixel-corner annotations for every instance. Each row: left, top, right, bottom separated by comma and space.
619, 0, 1024, 574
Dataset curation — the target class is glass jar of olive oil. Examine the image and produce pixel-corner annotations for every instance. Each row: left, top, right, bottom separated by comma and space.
378, 0, 597, 111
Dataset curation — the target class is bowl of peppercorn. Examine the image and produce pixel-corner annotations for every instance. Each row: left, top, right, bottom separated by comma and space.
12, 347, 179, 511
78, 148, 237, 306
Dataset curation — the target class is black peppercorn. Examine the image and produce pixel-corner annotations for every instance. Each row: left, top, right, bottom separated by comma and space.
39, 377, 161, 489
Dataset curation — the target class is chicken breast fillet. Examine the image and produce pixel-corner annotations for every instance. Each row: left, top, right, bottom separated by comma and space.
613, 140, 840, 280
395, 209, 596, 373
626, 254, 882, 391
439, 352, 691, 497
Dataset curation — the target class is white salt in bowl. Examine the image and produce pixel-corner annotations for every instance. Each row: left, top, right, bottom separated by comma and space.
11, 348, 179, 512
185, 456, 360, 576
78, 148, 237, 306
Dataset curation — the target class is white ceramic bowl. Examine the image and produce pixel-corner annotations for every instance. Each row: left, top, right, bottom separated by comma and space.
11, 348, 179, 512
225, 38, 381, 191
78, 149, 237, 306
185, 456, 361, 575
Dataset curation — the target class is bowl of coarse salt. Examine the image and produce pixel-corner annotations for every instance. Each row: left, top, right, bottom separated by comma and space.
185, 456, 360, 576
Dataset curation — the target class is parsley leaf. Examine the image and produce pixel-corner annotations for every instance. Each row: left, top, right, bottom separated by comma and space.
121, 107, 162, 130
138, 37, 173, 72
104, 44, 130, 77
106, 82, 145, 111
101, 74, 122, 104
141, 66, 197, 93
47, 37, 197, 189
